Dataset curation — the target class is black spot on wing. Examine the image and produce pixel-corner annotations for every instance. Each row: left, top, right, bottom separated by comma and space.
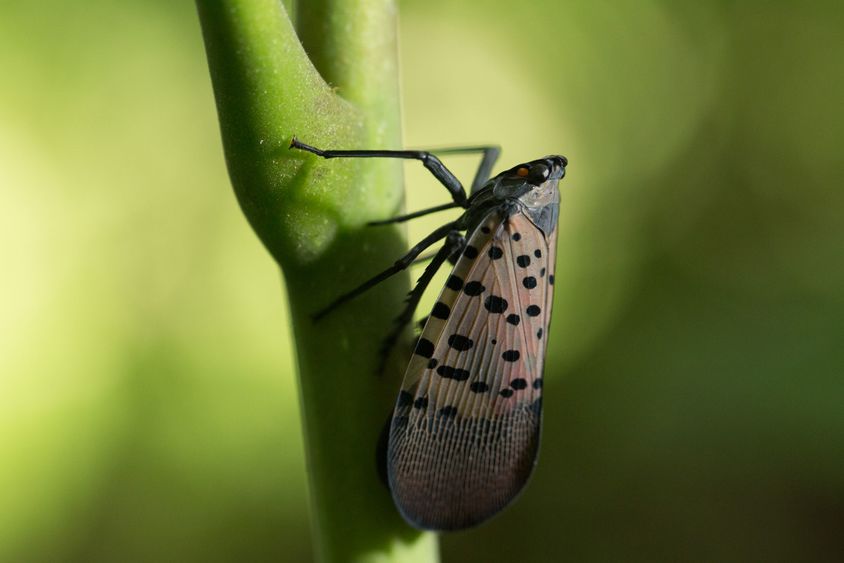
523, 276, 537, 289
439, 406, 458, 418
469, 381, 490, 393
511, 378, 528, 390
506, 314, 520, 326
447, 275, 464, 291
502, 350, 521, 362
431, 301, 450, 319
437, 365, 470, 381
415, 338, 435, 358
484, 295, 508, 313
516, 255, 531, 268
488, 246, 504, 260
447, 334, 474, 351
463, 246, 479, 259
414, 396, 429, 409
463, 281, 485, 296
526, 305, 541, 317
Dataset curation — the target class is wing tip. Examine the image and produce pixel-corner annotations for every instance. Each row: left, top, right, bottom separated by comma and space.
387, 407, 541, 531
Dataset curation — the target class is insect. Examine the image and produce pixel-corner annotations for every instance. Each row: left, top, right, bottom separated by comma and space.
290, 137, 568, 531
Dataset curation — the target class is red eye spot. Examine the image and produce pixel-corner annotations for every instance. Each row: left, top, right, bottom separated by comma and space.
516, 167, 529, 177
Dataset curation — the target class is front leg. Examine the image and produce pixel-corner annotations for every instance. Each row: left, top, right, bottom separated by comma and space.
290, 138, 470, 206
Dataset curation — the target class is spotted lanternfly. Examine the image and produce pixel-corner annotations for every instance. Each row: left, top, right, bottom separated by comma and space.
290, 138, 568, 531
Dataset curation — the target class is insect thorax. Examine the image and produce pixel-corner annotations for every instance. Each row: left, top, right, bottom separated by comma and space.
463, 176, 561, 237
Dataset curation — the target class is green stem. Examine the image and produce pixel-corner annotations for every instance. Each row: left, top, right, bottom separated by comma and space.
195, 1, 438, 561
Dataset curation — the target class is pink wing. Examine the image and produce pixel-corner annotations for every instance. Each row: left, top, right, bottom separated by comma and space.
387, 209, 557, 530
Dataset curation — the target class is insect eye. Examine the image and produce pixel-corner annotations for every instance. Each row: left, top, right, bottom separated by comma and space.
516, 166, 529, 177
529, 164, 550, 183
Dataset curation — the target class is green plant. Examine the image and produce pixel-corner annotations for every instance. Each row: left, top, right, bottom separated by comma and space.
195, 0, 438, 561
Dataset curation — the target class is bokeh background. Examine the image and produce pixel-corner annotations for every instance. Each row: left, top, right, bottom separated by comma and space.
2, 1, 843, 561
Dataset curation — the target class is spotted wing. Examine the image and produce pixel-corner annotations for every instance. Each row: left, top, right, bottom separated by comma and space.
387, 209, 557, 531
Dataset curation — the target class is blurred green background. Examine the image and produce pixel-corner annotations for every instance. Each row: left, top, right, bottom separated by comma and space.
2, 1, 843, 561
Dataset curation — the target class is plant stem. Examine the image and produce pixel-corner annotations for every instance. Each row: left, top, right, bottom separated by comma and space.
195, 1, 438, 561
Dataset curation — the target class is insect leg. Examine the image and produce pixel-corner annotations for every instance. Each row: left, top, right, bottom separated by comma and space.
364, 147, 497, 225
430, 145, 500, 193
409, 250, 439, 265
367, 202, 460, 226
408, 234, 467, 337
290, 138, 469, 206
377, 231, 466, 374
399, 244, 454, 270
313, 221, 457, 320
